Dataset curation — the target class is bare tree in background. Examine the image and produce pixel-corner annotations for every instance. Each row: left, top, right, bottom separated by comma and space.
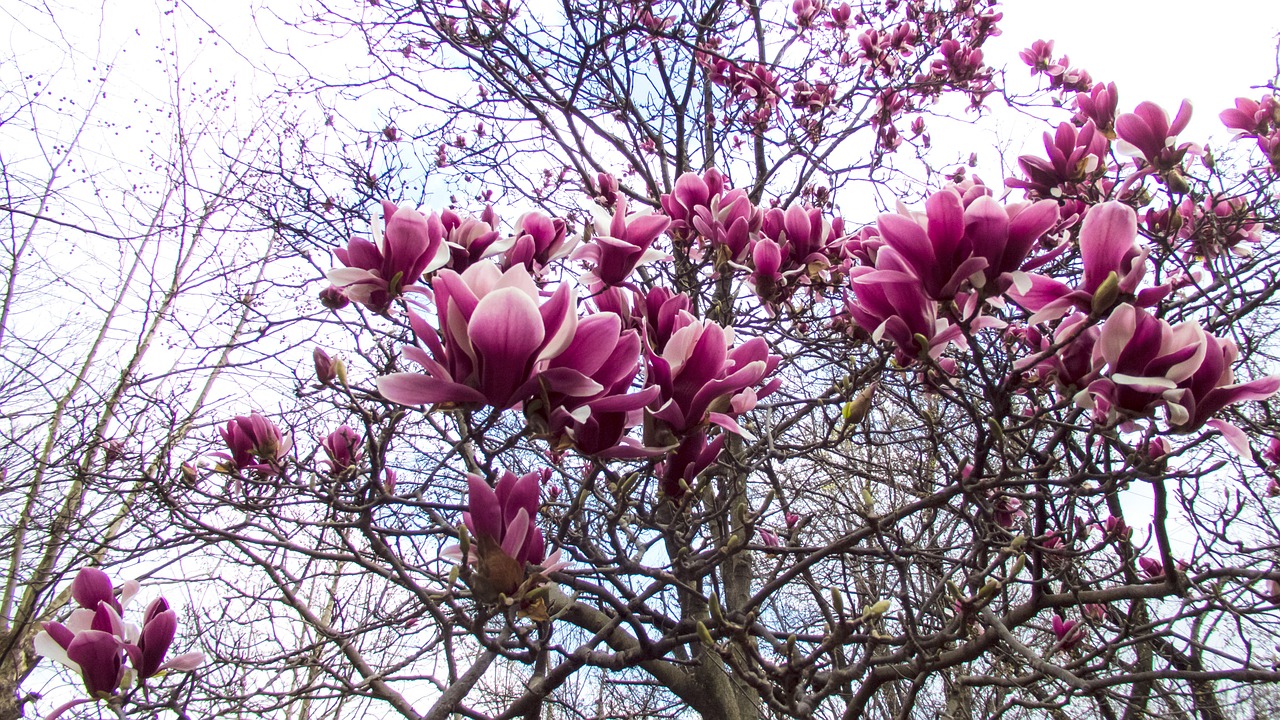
0, 5, 315, 717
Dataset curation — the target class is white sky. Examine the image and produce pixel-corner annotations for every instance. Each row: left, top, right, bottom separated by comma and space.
994, 0, 1278, 141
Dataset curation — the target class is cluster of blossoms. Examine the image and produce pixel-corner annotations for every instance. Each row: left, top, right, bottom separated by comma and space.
35, 569, 202, 717
1221, 94, 1280, 173
659, 168, 845, 305
325, 201, 576, 313
372, 257, 780, 495
291, 76, 1280, 665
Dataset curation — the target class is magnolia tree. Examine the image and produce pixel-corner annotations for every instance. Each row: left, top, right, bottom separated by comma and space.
26, 0, 1280, 719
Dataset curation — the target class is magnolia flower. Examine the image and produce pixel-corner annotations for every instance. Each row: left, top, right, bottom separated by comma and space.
502, 211, 575, 274
1220, 95, 1279, 137
1163, 329, 1280, 453
214, 413, 291, 476
529, 312, 660, 459
1015, 313, 1100, 392
313, 348, 340, 385
844, 267, 961, 364
1116, 100, 1197, 173
1264, 437, 1280, 466
572, 197, 671, 287
449, 471, 567, 597
1102, 515, 1132, 542
439, 206, 510, 272
1010, 202, 1168, 324
378, 263, 602, 410
1075, 82, 1120, 136
1006, 122, 1110, 199
318, 285, 350, 310
661, 170, 758, 261
1080, 304, 1280, 447
644, 315, 781, 440
991, 494, 1026, 528
1082, 603, 1106, 623
327, 200, 450, 311
1139, 556, 1165, 579
321, 425, 364, 475
1051, 614, 1085, 650
130, 598, 203, 680
758, 204, 836, 281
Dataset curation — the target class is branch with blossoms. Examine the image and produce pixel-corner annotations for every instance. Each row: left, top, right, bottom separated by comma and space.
118, 4, 1280, 719
33, 569, 202, 720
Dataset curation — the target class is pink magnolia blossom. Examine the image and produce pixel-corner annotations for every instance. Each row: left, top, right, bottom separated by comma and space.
1075, 82, 1119, 136
1051, 614, 1085, 650
1220, 95, 1279, 136
1116, 100, 1198, 173
1164, 329, 1280, 453
327, 200, 450, 312
318, 285, 350, 310
844, 267, 960, 365
130, 598, 203, 680
1082, 603, 1106, 623
827, 2, 852, 28
449, 471, 567, 597
1009, 202, 1167, 324
592, 172, 621, 210
321, 425, 364, 475
1006, 121, 1110, 200
1170, 195, 1263, 260
1015, 313, 1100, 392
750, 237, 786, 299
214, 413, 291, 476
463, 471, 545, 568
791, 0, 822, 29
438, 206, 510, 272
71, 568, 134, 616
644, 315, 781, 440
1139, 556, 1165, 579
757, 204, 838, 283
528, 312, 660, 459
502, 211, 575, 274
1264, 437, 1280, 466
792, 80, 837, 114
876, 187, 1058, 299
1080, 303, 1280, 447
592, 286, 693, 355
991, 494, 1026, 528
313, 348, 338, 385
377, 263, 601, 410
572, 197, 672, 287
1018, 40, 1054, 73
34, 569, 202, 702
1102, 515, 1131, 542
759, 528, 781, 547
661, 170, 758, 262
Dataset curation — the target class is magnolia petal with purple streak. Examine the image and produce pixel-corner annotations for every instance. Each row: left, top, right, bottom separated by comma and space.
376, 373, 487, 406
1079, 202, 1138, 293
467, 475, 503, 542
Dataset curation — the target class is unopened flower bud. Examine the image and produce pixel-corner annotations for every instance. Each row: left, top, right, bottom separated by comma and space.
313, 348, 337, 385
